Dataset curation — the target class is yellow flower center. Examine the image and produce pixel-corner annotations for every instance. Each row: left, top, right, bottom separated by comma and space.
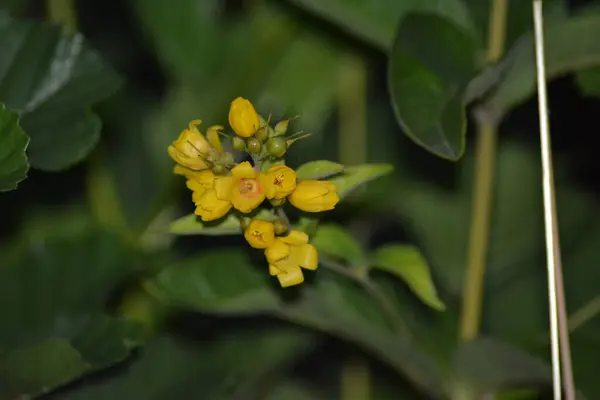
238, 178, 262, 198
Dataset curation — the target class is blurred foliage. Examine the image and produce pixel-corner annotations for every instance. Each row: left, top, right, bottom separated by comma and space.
1, 0, 600, 399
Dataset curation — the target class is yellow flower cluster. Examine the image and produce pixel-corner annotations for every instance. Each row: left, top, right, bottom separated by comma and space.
244, 220, 317, 287
168, 97, 341, 287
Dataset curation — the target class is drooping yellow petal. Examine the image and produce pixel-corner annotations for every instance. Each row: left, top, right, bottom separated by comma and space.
265, 239, 290, 263
295, 244, 318, 270
262, 165, 297, 199
269, 264, 281, 276
289, 180, 339, 212
244, 220, 276, 249
231, 161, 256, 179
206, 125, 225, 153
168, 120, 213, 170
229, 97, 260, 138
194, 189, 232, 221
280, 230, 309, 246
276, 266, 304, 288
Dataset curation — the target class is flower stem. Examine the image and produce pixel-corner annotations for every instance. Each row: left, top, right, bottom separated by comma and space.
459, 0, 508, 342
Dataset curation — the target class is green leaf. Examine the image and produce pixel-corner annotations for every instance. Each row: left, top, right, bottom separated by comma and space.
0, 339, 90, 399
388, 13, 478, 160
372, 245, 445, 311
311, 223, 364, 265
0, 212, 145, 397
453, 338, 551, 396
287, 0, 475, 51
0, 12, 122, 171
146, 250, 444, 398
0, 104, 28, 191
329, 163, 393, 199
50, 325, 314, 400
465, 13, 600, 120
576, 67, 600, 97
295, 160, 345, 180
169, 209, 274, 236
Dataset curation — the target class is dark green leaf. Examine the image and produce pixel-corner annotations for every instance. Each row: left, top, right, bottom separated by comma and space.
465, 13, 600, 120
388, 13, 478, 160
372, 245, 445, 311
311, 223, 364, 265
329, 164, 393, 198
146, 250, 443, 398
576, 67, 600, 97
0, 103, 28, 191
0, 212, 145, 398
51, 326, 314, 400
0, 12, 122, 170
287, 0, 475, 51
295, 160, 345, 180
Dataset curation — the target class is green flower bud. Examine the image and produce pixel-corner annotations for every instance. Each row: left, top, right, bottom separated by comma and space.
270, 197, 286, 207
212, 164, 226, 175
220, 152, 235, 164
273, 219, 288, 235
247, 137, 262, 153
274, 120, 289, 136
239, 217, 251, 230
255, 126, 269, 142
266, 137, 287, 158
232, 136, 246, 151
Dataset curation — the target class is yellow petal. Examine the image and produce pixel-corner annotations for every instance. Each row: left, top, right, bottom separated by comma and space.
289, 180, 339, 212
206, 125, 224, 153
280, 230, 309, 246
188, 119, 203, 132
263, 165, 297, 199
269, 264, 281, 276
277, 266, 304, 288
231, 161, 256, 178
213, 176, 233, 200
168, 146, 210, 170
194, 189, 232, 221
259, 173, 277, 199
295, 244, 318, 270
265, 239, 290, 263
244, 220, 276, 249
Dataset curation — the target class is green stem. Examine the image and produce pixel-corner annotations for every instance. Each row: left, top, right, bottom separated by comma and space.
459, 0, 508, 342
46, 0, 78, 34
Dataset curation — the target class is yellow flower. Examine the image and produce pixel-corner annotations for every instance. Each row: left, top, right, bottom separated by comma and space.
167, 120, 212, 170
261, 165, 297, 200
228, 97, 260, 138
264, 230, 318, 288
289, 180, 339, 212
244, 220, 276, 249
186, 170, 232, 221
213, 161, 266, 213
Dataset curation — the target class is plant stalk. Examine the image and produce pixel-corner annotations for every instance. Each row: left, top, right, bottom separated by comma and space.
459, 0, 508, 342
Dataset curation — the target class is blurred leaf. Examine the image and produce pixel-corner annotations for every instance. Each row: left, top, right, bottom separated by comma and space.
311, 223, 364, 265
287, 0, 475, 50
169, 209, 274, 236
465, 13, 600, 120
576, 67, 600, 97
146, 249, 444, 397
0, 103, 28, 191
388, 13, 477, 160
295, 160, 345, 180
0, 339, 90, 399
0, 213, 145, 398
453, 337, 550, 396
372, 245, 445, 311
52, 326, 314, 400
330, 164, 393, 198
0, 12, 122, 170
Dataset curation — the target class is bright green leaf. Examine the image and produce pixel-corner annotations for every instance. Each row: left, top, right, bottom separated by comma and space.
295, 160, 345, 180
311, 223, 364, 265
330, 164, 393, 199
465, 13, 600, 120
169, 209, 274, 236
388, 13, 477, 160
372, 245, 445, 311
287, 0, 475, 51
0, 339, 90, 399
0, 104, 28, 191
0, 12, 122, 171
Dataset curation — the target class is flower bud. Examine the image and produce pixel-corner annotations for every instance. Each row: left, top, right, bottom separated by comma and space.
232, 136, 246, 151
211, 164, 226, 175
229, 97, 260, 138
273, 219, 288, 235
255, 126, 270, 142
247, 137, 262, 153
269, 197, 286, 206
274, 120, 289, 136
220, 152, 235, 165
239, 217, 251, 230
266, 137, 287, 158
